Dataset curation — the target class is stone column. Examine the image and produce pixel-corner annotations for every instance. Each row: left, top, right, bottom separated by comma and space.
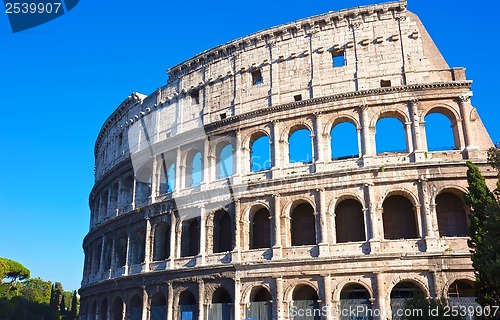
106, 186, 112, 219
364, 183, 380, 253
360, 105, 373, 165
110, 237, 116, 270
233, 200, 242, 262
131, 177, 137, 210
144, 218, 152, 271
151, 156, 159, 202
408, 99, 425, 161
272, 194, 282, 259
275, 277, 284, 320
175, 147, 182, 193
125, 232, 131, 275
169, 213, 177, 267
167, 282, 174, 320
203, 138, 211, 186
314, 112, 326, 170
142, 287, 149, 320
198, 280, 205, 320
271, 120, 282, 178
234, 129, 242, 184
116, 176, 123, 214
98, 236, 106, 276
457, 95, 478, 157
404, 122, 414, 154
199, 206, 207, 265
323, 275, 333, 320
234, 278, 242, 320
373, 272, 389, 320
317, 189, 329, 256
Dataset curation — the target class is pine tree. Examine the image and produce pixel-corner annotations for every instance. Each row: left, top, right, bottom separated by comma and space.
59, 294, 66, 317
69, 290, 78, 320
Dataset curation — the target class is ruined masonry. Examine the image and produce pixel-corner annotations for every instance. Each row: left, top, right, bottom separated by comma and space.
80, 1, 495, 319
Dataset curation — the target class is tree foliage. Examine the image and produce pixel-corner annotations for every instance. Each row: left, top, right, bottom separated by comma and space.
466, 148, 500, 307
401, 294, 464, 320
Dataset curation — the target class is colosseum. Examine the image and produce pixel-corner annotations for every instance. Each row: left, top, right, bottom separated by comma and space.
80, 1, 496, 319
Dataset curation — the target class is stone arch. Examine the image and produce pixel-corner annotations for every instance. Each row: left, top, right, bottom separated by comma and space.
112, 296, 124, 320
377, 188, 419, 210
335, 198, 366, 243
135, 164, 153, 203
209, 286, 233, 320
284, 280, 320, 302
215, 140, 234, 179
424, 105, 460, 151
245, 285, 273, 320
249, 206, 272, 249
248, 131, 272, 172
158, 153, 176, 194
422, 104, 460, 125
122, 175, 135, 210
152, 222, 170, 261
286, 123, 314, 164
130, 226, 146, 265
329, 121, 360, 160
89, 300, 97, 320
323, 114, 361, 136
370, 109, 410, 128
241, 283, 273, 304
213, 209, 234, 253
180, 217, 200, 257
388, 277, 430, 298
128, 294, 142, 320
290, 200, 317, 246
373, 109, 410, 154
333, 280, 374, 301
381, 192, 419, 240
99, 299, 108, 320
150, 291, 167, 320
435, 190, 468, 237
280, 121, 315, 143
115, 229, 128, 268
443, 276, 476, 297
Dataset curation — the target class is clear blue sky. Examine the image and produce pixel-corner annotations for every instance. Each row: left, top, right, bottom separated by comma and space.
0, 0, 498, 292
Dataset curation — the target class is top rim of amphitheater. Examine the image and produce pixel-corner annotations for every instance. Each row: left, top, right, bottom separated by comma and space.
166, 0, 406, 76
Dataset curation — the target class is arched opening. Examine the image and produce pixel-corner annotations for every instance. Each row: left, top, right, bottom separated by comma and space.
159, 158, 175, 194
186, 150, 203, 187
136, 166, 152, 204
247, 287, 272, 320
93, 242, 102, 274
289, 128, 313, 164
181, 218, 200, 257
390, 281, 424, 319
250, 134, 271, 172
130, 228, 146, 265
375, 117, 408, 153
122, 176, 134, 210
128, 295, 142, 320
110, 183, 119, 215
213, 210, 233, 253
103, 239, 112, 271
382, 195, 418, 240
99, 299, 108, 320
424, 112, 456, 151
436, 193, 468, 237
100, 190, 109, 220
89, 300, 96, 320
112, 297, 123, 320
150, 292, 167, 320
292, 285, 320, 320
217, 143, 234, 179
330, 122, 359, 160
209, 287, 233, 320
339, 284, 371, 320
291, 203, 316, 246
250, 208, 271, 249
447, 279, 479, 311
115, 232, 127, 268
335, 199, 366, 243
179, 291, 198, 320
153, 222, 170, 261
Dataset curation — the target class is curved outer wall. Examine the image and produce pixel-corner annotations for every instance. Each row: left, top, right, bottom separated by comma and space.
81, 1, 495, 319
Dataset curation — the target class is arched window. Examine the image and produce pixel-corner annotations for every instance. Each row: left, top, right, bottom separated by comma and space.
130, 229, 146, 265
436, 193, 468, 237
217, 143, 233, 179
289, 128, 313, 163
331, 122, 359, 159
181, 218, 200, 257
150, 292, 167, 320
247, 287, 272, 320
292, 285, 320, 320
93, 242, 102, 274
375, 117, 407, 153
448, 280, 475, 298
213, 210, 233, 253
186, 150, 203, 187
335, 199, 366, 243
122, 176, 135, 210
179, 291, 197, 320
209, 288, 233, 320
100, 190, 109, 220
110, 183, 119, 214
129, 295, 142, 320
291, 203, 316, 246
99, 299, 108, 320
339, 284, 371, 320
251, 208, 271, 249
112, 297, 123, 320
382, 195, 418, 240
153, 223, 170, 261
425, 112, 456, 151
250, 135, 271, 172
103, 240, 112, 270
390, 281, 423, 318
116, 232, 127, 268
159, 159, 175, 193
89, 301, 96, 320
136, 166, 152, 203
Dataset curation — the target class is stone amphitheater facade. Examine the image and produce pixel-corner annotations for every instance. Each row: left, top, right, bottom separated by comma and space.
80, 1, 496, 319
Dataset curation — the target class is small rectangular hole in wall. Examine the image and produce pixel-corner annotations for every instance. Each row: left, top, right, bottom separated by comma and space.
165, 131, 172, 138
190, 90, 200, 105
380, 80, 391, 87
251, 69, 263, 85
294, 94, 302, 102
332, 51, 345, 68
220, 113, 227, 120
